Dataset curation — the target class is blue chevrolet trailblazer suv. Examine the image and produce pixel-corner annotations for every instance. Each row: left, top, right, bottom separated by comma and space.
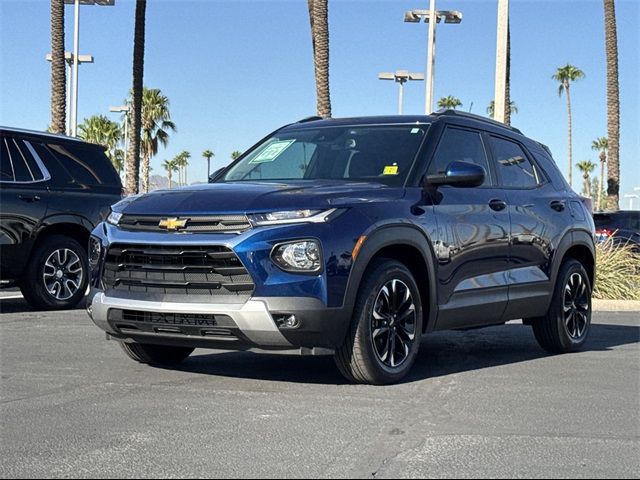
87, 110, 596, 385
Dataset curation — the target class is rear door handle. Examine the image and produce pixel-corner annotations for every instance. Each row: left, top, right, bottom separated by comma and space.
550, 200, 566, 212
489, 199, 507, 212
18, 195, 41, 203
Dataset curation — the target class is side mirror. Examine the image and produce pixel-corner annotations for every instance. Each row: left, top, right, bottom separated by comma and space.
208, 168, 225, 183
426, 161, 485, 188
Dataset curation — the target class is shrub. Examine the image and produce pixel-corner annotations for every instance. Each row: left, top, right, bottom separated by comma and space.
593, 238, 640, 300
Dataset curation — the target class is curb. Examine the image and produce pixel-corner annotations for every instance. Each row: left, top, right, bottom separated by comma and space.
593, 299, 640, 312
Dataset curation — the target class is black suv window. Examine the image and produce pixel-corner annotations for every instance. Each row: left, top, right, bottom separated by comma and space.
46, 143, 120, 186
428, 127, 491, 186
490, 136, 541, 188
1, 137, 45, 183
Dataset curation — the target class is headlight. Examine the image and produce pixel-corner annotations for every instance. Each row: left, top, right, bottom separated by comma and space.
271, 240, 322, 273
249, 209, 337, 226
107, 211, 123, 226
88, 236, 102, 267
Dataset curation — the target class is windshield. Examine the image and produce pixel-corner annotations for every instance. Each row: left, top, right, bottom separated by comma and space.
220, 124, 429, 186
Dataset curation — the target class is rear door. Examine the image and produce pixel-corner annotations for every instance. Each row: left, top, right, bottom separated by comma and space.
0, 135, 50, 279
425, 125, 512, 330
485, 134, 568, 320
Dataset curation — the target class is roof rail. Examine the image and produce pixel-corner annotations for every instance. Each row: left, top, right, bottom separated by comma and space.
296, 116, 324, 123
432, 109, 523, 134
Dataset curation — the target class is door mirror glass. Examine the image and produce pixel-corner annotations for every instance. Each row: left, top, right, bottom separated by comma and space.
426, 161, 486, 188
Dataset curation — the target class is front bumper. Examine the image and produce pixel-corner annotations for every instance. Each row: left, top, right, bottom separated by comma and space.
87, 290, 350, 351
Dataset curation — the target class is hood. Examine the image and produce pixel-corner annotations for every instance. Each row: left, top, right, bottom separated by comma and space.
119, 181, 405, 215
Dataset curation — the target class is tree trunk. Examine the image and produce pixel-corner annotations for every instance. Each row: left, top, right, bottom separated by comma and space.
168, 170, 172, 189
565, 81, 573, 188
604, 0, 620, 211
309, 0, 331, 118
583, 173, 591, 198
125, 0, 146, 195
504, 24, 511, 126
599, 152, 606, 211
142, 153, 150, 193
50, 0, 66, 134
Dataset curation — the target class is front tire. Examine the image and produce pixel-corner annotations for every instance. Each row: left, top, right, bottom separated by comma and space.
531, 259, 592, 354
120, 342, 194, 366
20, 235, 88, 310
335, 258, 423, 385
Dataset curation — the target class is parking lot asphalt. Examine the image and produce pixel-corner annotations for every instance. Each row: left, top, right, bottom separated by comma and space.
1, 295, 638, 479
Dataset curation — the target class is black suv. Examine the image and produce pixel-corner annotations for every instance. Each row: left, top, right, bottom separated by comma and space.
0, 127, 122, 310
594, 210, 640, 250
87, 111, 595, 385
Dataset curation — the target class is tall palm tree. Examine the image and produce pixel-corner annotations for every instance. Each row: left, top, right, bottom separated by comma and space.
125, 0, 146, 195
173, 151, 190, 186
307, 0, 331, 118
592, 137, 608, 211
162, 159, 178, 189
552, 64, 585, 188
487, 100, 518, 118
604, 0, 620, 211
202, 149, 214, 179
130, 87, 176, 194
576, 161, 596, 198
50, 0, 66, 134
438, 96, 463, 110
504, 24, 511, 125
77, 115, 122, 172
231, 151, 243, 161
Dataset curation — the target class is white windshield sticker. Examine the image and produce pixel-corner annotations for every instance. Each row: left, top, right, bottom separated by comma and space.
249, 140, 295, 164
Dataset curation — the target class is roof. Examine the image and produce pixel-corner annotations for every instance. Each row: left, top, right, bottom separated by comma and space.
0, 125, 85, 143
282, 109, 523, 135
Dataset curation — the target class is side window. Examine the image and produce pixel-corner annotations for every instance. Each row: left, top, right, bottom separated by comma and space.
0, 137, 14, 181
490, 136, 541, 188
5, 138, 34, 182
17, 140, 45, 181
428, 127, 491, 186
47, 143, 112, 185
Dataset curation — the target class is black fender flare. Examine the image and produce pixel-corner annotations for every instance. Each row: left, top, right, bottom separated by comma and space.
549, 228, 596, 296
342, 223, 439, 332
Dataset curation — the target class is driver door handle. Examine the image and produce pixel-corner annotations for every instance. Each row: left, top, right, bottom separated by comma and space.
550, 200, 566, 212
18, 195, 41, 203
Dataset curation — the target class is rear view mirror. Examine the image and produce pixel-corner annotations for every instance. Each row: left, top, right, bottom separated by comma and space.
426, 161, 485, 188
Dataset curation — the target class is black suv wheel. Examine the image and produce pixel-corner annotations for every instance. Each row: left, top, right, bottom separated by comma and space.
531, 259, 592, 353
335, 258, 423, 385
20, 235, 89, 310
120, 342, 195, 366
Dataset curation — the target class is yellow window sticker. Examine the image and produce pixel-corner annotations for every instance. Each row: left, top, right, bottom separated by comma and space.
383, 165, 399, 175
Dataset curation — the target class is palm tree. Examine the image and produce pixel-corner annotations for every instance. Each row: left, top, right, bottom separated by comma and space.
231, 151, 242, 161
202, 149, 214, 179
592, 137, 608, 211
552, 64, 585, 188
604, 0, 620, 211
576, 161, 596, 198
438, 96, 462, 110
504, 24, 512, 125
50, 0, 65, 134
78, 115, 122, 172
125, 0, 146, 195
487, 100, 518, 119
307, 0, 331, 118
173, 151, 190, 186
162, 159, 178, 188
130, 87, 176, 194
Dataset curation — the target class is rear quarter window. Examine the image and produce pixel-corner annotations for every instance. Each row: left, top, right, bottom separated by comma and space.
47, 143, 120, 186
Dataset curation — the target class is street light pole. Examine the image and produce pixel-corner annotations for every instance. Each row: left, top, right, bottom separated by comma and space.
64, 0, 115, 137
494, 0, 509, 123
404, 6, 462, 114
378, 71, 425, 114
47, 52, 93, 135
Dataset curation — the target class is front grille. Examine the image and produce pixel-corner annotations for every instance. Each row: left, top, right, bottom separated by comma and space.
102, 244, 254, 298
118, 214, 252, 234
122, 310, 218, 326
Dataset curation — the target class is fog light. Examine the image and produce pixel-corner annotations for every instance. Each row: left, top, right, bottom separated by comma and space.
88, 236, 102, 267
274, 314, 300, 329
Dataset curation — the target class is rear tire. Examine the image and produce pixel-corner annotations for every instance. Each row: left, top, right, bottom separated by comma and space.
531, 259, 592, 354
20, 235, 88, 310
120, 342, 194, 366
335, 258, 423, 385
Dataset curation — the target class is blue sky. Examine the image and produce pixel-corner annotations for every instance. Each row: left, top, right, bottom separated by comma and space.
1, 0, 638, 204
